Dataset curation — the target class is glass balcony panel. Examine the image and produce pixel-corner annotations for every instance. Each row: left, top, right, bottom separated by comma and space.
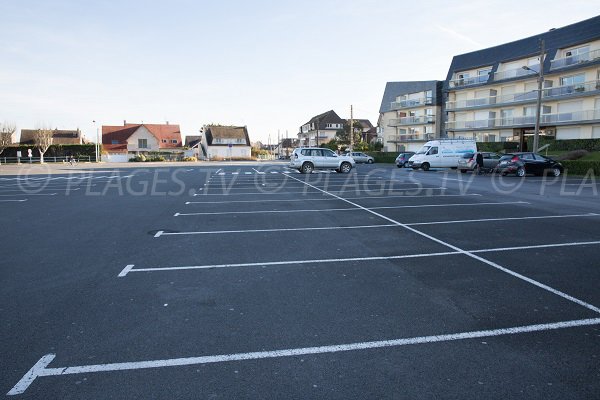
551, 49, 600, 70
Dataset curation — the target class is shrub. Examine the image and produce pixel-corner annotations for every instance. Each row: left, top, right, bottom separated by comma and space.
129, 154, 146, 162
535, 138, 600, 152
182, 157, 197, 162
560, 160, 600, 176
555, 149, 589, 161
365, 152, 397, 163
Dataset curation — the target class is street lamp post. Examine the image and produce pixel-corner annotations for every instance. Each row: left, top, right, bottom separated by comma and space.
92, 120, 99, 162
522, 39, 545, 153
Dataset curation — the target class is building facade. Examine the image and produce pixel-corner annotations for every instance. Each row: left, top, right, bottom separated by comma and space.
378, 81, 444, 152
444, 16, 600, 147
201, 125, 251, 159
102, 122, 183, 162
20, 128, 84, 145
298, 110, 345, 147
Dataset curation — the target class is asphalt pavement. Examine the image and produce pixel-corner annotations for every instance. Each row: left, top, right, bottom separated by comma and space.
1, 162, 599, 399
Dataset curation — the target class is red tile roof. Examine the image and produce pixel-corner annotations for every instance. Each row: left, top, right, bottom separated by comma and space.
102, 123, 182, 149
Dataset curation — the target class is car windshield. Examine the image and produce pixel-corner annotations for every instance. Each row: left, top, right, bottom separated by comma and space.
462, 153, 474, 159
416, 146, 430, 155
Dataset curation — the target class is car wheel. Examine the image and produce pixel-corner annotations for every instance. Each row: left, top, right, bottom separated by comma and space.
460, 169, 467, 173
403, 161, 409, 168
552, 167, 561, 177
301, 162, 314, 174
396, 164, 402, 168
516, 167, 525, 177
340, 162, 352, 173
367, 159, 374, 164
422, 163, 430, 171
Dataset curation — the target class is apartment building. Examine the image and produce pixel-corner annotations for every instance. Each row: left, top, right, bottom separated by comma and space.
298, 110, 345, 146
378, 81, 443, 152
444, 15, 600, 148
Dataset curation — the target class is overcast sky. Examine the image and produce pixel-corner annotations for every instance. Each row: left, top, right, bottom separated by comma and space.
1, 0, 599, 143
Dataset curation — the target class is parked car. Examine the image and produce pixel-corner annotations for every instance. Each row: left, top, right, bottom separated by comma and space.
289, 147, 355, 173
458, 152, 502, 173
495, 152, 564, 177
346, 151, 374, 164
395, 152, 415, 168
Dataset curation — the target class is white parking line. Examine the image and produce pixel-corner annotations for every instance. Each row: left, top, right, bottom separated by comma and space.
286, 175, 600, 315
118, 240, 600, 276
407, 213, 600, 226
252, 168, 265, 174
0, 193, 57, 197
0, 199, 28, 202
174, 202, 528, 216
9, 317, 600, 395
154, 224, 398, 237
192, 188, 448, 197
185, 194, 481, 205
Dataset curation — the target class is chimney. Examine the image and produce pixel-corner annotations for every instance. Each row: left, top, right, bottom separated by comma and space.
166, 121, 169, 125
123, 120, 126, 125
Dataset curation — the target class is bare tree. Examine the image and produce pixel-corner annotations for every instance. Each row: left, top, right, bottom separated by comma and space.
33, 129, 53, 163
0, 123, 15, 157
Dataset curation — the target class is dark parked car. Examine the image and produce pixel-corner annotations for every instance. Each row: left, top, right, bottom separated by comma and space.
495, 152, 564, 177
395, 151, 415, 168
458, 152, 502, 173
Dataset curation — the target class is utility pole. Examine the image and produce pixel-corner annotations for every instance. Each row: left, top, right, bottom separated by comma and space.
315, 118, 319, 147
533, 39, 545, 153
349, 105, 354, 151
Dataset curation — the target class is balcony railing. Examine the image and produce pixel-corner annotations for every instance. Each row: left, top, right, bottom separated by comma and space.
446, 80, 600, 110
448, 74, 489, 88
493, 64, 538, 81
446, 109, 600, 130
388, 133, 433, 143
551, 48, 600, 70
388, 115, 435, 126
390, 97, 433, 110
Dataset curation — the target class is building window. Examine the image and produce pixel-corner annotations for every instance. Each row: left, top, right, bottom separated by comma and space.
560, 73, 585, 87
138, 139, 148, 149
162, 139, 167, 143
111, 140, 119, 144
565, 45, 590, 58
171, 139, 178, 144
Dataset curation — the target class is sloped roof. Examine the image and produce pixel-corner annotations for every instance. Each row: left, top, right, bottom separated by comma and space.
102, 123, 182, 148
204, 125, 251, 146
185, 135, 202, 147
303, 110, 345, 129
20, 129, 82, 145
379, 81, 443, 113
354, 119, 374, 130
444, 15, 600, 90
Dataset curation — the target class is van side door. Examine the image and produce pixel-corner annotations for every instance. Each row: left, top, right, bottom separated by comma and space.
428, 146, 440, 166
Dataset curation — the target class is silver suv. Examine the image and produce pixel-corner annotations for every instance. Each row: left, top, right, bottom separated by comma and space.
289, 147, 355, 174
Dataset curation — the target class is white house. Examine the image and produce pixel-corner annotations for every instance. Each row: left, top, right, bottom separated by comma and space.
201, 125, 252, 159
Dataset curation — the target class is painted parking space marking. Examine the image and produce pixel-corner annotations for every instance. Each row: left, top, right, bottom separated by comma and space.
0, 199, 28, 202
9, 317, 600, 395
185, 194, 482, 205
174, 201, 529, 216
153, 224, 399, 237
406, 213, 600, 226
286, 175, 600, 314
118, 240, 600, 276
0, 193, 58, 197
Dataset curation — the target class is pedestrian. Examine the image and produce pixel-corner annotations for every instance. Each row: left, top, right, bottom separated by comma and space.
475, 152, 484, 174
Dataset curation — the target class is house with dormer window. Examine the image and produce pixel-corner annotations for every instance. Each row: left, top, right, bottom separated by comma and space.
201, 125, 251, 159
102, 121, 183, 162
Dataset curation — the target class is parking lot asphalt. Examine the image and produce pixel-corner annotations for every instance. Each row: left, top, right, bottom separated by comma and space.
1, 162, 599, 399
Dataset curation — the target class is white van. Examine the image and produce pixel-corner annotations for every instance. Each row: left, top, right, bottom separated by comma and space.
408, 140, 477, 171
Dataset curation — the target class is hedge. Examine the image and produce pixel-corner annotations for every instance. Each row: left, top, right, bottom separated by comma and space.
1, 144, 98, 158
534, 138, 600, 152
365, 151, 397, 163
560, 160, 600, 176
